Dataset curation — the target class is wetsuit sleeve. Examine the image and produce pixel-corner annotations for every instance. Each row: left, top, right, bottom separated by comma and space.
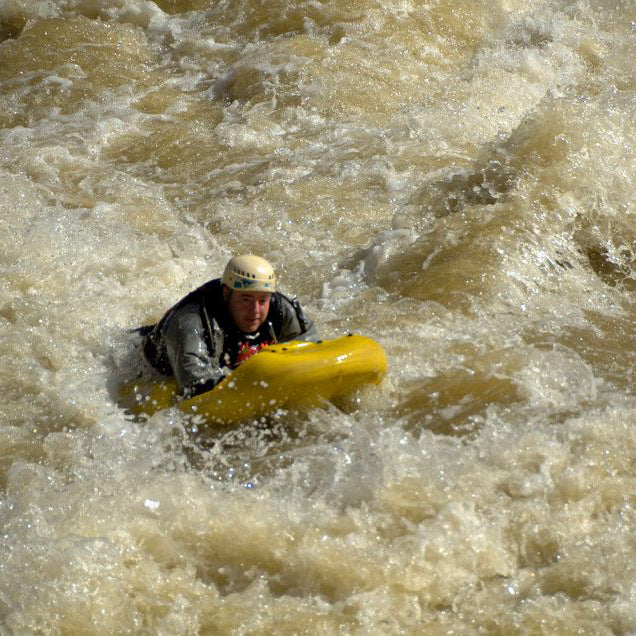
277, 296, 319, 343
162, 302, 227, 397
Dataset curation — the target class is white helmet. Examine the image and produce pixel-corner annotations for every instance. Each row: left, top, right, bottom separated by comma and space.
222, 254, 276, 292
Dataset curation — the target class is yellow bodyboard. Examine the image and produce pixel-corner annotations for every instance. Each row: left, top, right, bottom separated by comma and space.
122, 334, 387, 425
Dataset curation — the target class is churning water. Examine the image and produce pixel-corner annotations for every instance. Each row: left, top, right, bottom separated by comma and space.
1, 0, 635, 633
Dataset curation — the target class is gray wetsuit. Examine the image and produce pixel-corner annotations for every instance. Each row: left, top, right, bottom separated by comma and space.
143, 278, 318, 396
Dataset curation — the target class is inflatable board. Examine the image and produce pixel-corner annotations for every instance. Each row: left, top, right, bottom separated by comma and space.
122, 334, 387, 425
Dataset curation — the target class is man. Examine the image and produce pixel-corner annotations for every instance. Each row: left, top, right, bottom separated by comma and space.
143, 254, 318, 397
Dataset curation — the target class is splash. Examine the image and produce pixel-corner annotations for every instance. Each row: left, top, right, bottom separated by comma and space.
1, 0, 635, 633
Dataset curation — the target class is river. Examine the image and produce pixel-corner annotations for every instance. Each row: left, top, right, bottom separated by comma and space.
1, 0, 635, 634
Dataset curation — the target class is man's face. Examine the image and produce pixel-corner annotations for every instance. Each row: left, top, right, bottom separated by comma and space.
225, 289, 271, 333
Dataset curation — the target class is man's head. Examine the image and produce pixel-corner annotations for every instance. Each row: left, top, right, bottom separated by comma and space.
221, 255, 276, 333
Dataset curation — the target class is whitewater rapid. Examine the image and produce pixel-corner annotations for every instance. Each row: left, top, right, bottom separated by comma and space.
1, 0, 635, 633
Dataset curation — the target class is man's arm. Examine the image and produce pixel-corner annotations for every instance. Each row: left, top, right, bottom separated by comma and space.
163, 303, 227, 397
